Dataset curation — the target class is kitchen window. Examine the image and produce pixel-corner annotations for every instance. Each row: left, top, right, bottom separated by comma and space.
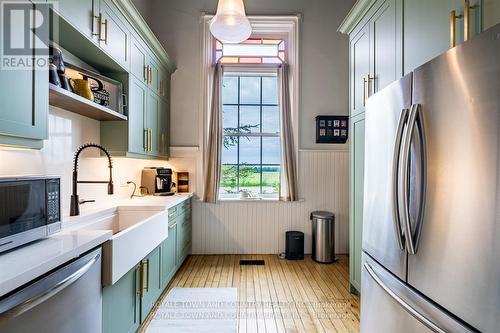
201, 15, 300, 202
220, 72, 281, 199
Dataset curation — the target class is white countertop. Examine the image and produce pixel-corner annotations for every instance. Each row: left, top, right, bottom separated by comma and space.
0, 193, 193, 297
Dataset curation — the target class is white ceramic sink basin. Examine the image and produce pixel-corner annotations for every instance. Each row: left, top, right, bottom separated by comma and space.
81, 206, 169, 285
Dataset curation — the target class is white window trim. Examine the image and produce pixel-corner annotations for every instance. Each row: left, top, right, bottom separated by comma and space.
199, 14, 301, 200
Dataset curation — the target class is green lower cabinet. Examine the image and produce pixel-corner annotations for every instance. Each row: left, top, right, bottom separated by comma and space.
176, 210, 192, 265
161, 220, 178, 288
140, 246, 162, 321
102, 265, 141, 333
102, 199, 192, 332
349, 113, 365, 294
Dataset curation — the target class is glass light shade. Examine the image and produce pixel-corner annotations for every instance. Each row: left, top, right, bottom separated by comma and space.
210, 0, 252, 44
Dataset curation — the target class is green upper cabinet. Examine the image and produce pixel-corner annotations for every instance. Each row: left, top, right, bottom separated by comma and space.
349, 23, 370, 117
0, 1, 49, 149
99, 0, 130, 70
55, 0, 99, 42
130, 36, 148, 82
159, 99, 170, 157
146, 90, 160, 156
403, 0, 485, 74
128, 77, 148, 154
370, 0, 399, 92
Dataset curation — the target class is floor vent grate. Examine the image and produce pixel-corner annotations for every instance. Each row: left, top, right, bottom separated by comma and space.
239, 259, 265, 266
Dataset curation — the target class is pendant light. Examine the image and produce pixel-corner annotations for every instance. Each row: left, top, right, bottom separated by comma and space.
210, 0, 252, 43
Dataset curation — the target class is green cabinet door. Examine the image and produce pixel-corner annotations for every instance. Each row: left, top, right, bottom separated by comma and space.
349, 22, 370, 117
128, 77, 148, 155
102, 265, 141, 333
0, 1, 48, 149
159, 99, 169, 157
349, 113, 365, 294
370, 0, 399, 93
147, 56, 161, 95
146, 91, 160, 156
484, 0, 500, 29
403, 0, 455, 74
161, 221, 178, 288
56, 0, 98, 42
99, 0, 130, 69
176, 211, 192, 265
140, 246, 162, 322
130, 36, 148, 82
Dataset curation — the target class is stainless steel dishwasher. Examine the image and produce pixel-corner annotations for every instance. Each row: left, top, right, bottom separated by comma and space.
0, 248, 102, 333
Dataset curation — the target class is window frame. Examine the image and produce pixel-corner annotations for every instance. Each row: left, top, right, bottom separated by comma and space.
220, 69, 281, 199
201, 15, 301, 201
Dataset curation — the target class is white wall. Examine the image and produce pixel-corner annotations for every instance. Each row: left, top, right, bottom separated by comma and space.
0, 106, 171, 218
132, 0, 354, 254
138, 0, 354, 150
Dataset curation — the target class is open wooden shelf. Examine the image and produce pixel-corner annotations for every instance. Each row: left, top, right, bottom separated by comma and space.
49, 84, 128, 121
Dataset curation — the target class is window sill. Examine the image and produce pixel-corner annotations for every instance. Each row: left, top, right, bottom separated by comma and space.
219, 197, 280, 202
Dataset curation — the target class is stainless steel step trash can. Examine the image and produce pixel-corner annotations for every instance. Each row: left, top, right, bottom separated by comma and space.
310, 211, 336, 263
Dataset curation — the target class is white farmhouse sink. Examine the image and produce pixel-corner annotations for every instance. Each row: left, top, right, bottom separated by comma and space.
80, 206, 169, 285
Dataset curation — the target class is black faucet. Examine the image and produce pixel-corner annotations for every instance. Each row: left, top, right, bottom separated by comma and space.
70, 143, 114, 216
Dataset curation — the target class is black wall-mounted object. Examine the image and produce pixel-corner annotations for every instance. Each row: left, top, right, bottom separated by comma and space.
315, 115, 349, 144
286, 231, 304, 260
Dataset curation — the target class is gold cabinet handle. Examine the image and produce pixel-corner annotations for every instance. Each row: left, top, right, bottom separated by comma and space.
145, 259, 150, 293
464, 0, 470, 41
144, 65, 148, 83
168, 207, 177, 217
450, 10, 463, 47
92, 14, 102, 39
169, 222, 178, 229
367, 75, 375, 97
362, 75, 368, 107
143, 128, 148, 151
139, 262, 145, 297
148, 129, 151, 152
103, 18, 109, 44
149, 67, 153, 85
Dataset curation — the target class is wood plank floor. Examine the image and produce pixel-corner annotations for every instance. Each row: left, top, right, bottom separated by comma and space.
142, 255, 360, 333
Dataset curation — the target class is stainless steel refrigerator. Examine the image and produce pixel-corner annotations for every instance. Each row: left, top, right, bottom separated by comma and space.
360, 24, 500, 333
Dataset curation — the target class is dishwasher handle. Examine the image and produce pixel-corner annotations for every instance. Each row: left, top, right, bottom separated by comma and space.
0, 250, 100, 320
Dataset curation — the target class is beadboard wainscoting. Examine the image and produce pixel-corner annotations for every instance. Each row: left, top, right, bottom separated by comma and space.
190, 150, 349, 255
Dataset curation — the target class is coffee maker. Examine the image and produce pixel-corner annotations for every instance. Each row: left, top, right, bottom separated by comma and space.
141, 167, 176, 196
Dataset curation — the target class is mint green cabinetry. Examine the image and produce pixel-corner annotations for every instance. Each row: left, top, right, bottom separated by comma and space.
103, 198, 192, 332
102, 265, 141, 333
55, 0, 99, 42
349, 113, 365, 294
349, 22, 370, 118
161, 219, 177, 288
159, 98, 170, 157
128, 78, 148, 154
140, 246, 162, 321
100, 0, 130, 69
0, 1, 48, 149
146, 90, 160, 156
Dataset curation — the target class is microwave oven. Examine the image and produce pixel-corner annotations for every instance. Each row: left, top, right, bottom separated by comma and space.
0, 176, 61, 254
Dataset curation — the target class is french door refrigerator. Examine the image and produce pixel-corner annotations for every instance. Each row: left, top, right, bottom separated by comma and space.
360, 23, 500, 333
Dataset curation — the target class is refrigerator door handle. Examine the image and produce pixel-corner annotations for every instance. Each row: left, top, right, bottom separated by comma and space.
364, 262, 447, 333
400, 104, 427, 255
392, 108, 409, 251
